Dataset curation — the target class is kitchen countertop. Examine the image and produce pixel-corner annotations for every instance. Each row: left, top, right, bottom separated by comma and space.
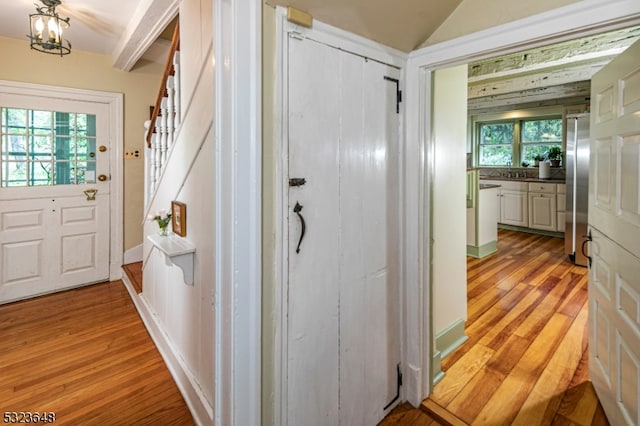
480, 177, 565, 184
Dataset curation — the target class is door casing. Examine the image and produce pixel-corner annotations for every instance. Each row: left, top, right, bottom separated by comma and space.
406, 0, 640, 407
0, 80, 124, 281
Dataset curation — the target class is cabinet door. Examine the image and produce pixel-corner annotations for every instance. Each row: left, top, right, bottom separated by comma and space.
528, 193, 557, 231
500, 190, 528, 227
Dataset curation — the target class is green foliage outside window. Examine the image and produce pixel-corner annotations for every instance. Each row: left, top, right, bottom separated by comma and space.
478, 117, 563, 167
479, 122, 513, 166
521, 119, 562, 165
1, 108, 97, 187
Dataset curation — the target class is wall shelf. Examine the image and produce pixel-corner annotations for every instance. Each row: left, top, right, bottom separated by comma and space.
147, 234, 195, 285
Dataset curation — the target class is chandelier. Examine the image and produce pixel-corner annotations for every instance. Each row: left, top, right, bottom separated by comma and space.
27, 0, 71, 56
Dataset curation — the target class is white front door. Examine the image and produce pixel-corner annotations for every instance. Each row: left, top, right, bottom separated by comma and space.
287, 36, 401, 425
0, 95, 111, 304
589, 38, 640, 425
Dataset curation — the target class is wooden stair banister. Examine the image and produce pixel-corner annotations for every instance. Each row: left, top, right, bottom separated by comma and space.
146, 22, 181, 148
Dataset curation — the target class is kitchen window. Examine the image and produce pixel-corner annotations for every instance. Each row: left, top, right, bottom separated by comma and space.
477, 115, 563, 167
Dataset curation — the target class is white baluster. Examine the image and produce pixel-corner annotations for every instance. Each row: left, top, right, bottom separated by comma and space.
173, 51, 181, 129
166, 75, 175, 147
160, 97, 168, 167
153, 114, 162, 185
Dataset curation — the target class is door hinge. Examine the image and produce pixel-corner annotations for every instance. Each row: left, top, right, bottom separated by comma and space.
384, 76, 402, 114
383, 364, 403, 411
289, 177, 307, 187
289, 31, 304, 41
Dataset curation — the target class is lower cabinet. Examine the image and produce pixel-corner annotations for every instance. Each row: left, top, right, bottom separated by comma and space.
528, 192, 557, 231
501, 190, 528, 227
481, 179, 565, 233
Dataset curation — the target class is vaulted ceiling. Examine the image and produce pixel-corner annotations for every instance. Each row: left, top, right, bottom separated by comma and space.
269, 0, 463, 52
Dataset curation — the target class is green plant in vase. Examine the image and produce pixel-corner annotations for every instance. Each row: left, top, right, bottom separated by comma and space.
546, 146, 563, 167
148, 209, 172, 236
533, 154, 545, 167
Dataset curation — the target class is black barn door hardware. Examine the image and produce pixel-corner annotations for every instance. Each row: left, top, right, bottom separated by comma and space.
289, 178, 307, 187
383, 364, 403, 411
293, 202, 306, 254
383, 76, 402, 114
581, 229, 592, 268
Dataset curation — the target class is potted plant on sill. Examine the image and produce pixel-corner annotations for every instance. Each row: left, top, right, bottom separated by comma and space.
533, 154, 545, 167
546, 146, 562, 167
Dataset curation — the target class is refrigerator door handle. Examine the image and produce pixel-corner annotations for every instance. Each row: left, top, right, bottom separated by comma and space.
581, 230, 592, 268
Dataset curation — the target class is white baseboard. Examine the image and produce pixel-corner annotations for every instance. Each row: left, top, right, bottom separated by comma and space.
124, 244, 143, 264
121, 274, 213, 425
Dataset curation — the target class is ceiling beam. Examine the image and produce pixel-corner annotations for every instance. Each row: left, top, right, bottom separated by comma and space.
468, 59, 609, 99
468, 25, 640, 82
111, 0, 180, 71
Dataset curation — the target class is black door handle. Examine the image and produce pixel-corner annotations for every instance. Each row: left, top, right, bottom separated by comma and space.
581, 229, 592, 268
293, 202, 306, 254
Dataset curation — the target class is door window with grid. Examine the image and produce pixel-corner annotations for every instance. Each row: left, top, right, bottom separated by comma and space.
1, 108, 97, 187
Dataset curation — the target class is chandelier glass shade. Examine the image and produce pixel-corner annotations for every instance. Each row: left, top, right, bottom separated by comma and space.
28, 0, 71, 56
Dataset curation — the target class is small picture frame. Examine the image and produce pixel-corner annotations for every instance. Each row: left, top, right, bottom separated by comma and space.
171, 201, 186, 237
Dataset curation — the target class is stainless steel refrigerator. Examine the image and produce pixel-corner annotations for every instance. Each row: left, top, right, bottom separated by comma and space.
565, 113, 590, 266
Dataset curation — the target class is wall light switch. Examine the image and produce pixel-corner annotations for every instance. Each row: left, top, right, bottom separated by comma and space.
124, 149, 141, 159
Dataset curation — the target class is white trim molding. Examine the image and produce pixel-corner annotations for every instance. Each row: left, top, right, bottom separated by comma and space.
0, 80, 124, 282
214, 0, 262, 425
404, 0, 640, 407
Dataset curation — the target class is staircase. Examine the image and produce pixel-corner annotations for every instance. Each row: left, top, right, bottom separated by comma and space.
144, 22, 181, 205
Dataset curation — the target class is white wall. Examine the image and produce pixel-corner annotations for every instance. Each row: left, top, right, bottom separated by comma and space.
432, 65, 468, 335
141, 0, 214, 417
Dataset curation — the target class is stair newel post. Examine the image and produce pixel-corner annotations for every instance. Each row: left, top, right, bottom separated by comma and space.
143, 120, 153, 204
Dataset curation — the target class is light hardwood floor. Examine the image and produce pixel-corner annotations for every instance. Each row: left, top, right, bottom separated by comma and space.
0, 280, 193, 425
380, 230, 608, 426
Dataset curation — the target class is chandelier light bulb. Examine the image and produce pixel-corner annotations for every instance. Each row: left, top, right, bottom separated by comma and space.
35, 17, 44, 36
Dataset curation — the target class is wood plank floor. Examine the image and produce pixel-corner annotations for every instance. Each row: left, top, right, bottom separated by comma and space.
423, 229, 608, 426
0, 281, 193, 425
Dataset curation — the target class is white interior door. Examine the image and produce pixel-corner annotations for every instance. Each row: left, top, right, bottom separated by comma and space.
589, 38, 640, 425
0, 95, 110, 304
287, 36, 401, 425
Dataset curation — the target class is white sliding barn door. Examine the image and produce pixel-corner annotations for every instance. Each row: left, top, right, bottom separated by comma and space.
589, 39, 640, 425
287, 36, 401, 425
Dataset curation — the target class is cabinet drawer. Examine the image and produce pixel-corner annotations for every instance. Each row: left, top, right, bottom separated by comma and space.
557, 183, 566, 194
528, 182, 556, 193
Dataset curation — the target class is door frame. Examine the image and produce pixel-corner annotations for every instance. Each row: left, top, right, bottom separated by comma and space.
405, 0, 640, 406
271, 7, 408, 424
0, 80, 123, 280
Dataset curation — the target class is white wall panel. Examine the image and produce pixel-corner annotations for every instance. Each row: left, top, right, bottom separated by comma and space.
139, 0, 215, 416
432, 65, 468, 335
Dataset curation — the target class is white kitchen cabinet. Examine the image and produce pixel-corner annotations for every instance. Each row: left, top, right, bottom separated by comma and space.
557, 183, 566, 233
501, 190, 529, 227
529, 193, 557, 231
528, 182, 557, 231
481, 180, 528, 227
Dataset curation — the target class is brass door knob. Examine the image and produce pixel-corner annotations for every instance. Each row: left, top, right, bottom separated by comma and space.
98, 174, 108, 181
98, 145, 107, 152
